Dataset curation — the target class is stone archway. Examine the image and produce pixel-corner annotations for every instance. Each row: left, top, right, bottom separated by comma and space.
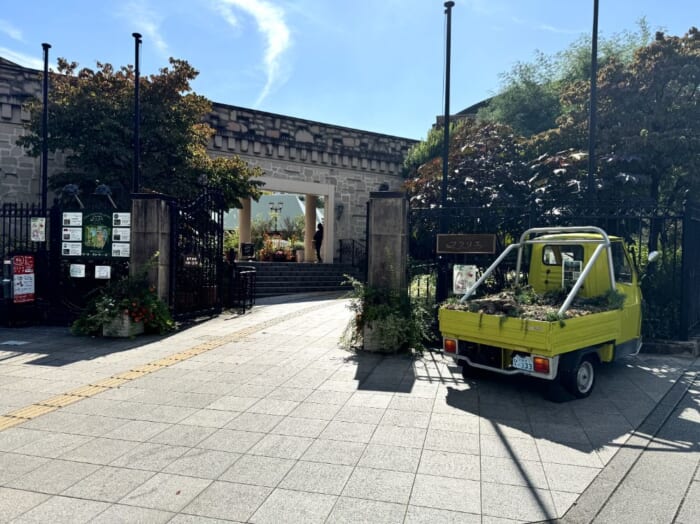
239, 176, 335, 263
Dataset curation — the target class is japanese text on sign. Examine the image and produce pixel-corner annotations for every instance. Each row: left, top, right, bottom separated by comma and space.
12, 255, 35, 303
436, 234, 496, 254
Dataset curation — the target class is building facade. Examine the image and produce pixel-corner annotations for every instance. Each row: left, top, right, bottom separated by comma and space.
0, 57, 417, 261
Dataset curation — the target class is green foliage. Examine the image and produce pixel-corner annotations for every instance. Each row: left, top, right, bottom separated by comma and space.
402, 122, 462, 177
223, 229, 239, 255
72, 254, 175, 336
548, 27, 700, 211
18, 58, 262, 208
478, 20, 653, 137
342, 276, 431, 352
404, 120, 530, 210
641, 247, 682, 339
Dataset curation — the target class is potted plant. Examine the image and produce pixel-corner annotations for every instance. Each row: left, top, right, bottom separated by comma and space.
72, 256, 175, 337
293, 241, 305, 262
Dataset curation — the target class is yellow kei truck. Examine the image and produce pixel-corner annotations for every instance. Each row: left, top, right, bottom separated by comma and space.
439, 226, 655, 398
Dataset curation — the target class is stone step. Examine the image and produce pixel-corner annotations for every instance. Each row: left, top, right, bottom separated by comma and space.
241, 262, 360, 297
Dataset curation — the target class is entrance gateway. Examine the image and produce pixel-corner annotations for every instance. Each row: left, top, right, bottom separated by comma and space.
238, 177, 335, 264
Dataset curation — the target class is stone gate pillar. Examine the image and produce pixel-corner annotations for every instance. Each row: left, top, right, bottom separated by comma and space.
364, 192, 408, 351
130, 196, 173, 305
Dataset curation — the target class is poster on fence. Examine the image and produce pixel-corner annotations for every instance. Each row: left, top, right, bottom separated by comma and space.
31, 217, 46, 242
453, 264, 478, 295
12, 255, 35, 303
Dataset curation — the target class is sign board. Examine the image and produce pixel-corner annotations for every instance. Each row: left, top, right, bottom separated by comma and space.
69, 264, 86, 278
82, 212, 112, 257
453, 264, 478, 295
12, 255, 35, 303
437, 234, 496, 254
241, 243, 255, 258
62, 242, 82, 256
112, 243, 130, 258
112, 212, 131, 226
62, 227, 82, 241
95, 265, 112, 279
31, 217, 46, 242
62, 212, 82, 226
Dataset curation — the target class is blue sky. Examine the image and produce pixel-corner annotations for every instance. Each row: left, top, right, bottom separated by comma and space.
1, 1, 697, 140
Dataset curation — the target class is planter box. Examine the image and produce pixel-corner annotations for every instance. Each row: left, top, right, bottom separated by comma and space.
102, 314, 144, 337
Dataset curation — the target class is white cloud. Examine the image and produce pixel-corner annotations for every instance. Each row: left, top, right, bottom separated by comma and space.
538, 24, 583, 35
216, 0, 292, 106
0, 47, 43, 69
0, 20, 23, 42
117, 1, 169, 56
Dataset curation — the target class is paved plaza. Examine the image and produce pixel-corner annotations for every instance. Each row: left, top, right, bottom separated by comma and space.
0, 293, 698, 523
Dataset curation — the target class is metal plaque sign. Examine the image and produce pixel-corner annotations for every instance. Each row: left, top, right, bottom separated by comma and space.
437, 234, 496, 254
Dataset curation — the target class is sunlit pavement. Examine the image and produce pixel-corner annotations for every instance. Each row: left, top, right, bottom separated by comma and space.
1, 293, 697, 523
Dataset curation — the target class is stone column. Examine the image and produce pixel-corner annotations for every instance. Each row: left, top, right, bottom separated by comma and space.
239, 198, 252, 256
238, 198, 251, 245
305, 194, 317, 262
130, 196, 173, 305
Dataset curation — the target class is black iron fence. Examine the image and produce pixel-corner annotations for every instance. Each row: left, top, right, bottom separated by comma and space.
408, 200, 699, 341
338, 238, 367, 276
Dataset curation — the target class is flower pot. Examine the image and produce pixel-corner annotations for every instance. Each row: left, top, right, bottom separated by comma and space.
102, 313, 144, 337
295, 249, 305, 262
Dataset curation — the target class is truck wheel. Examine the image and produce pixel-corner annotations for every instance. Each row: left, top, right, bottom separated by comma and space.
562, 354, 596, 398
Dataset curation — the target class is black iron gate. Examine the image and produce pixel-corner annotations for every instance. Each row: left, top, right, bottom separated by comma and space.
170, 188, 225, 319
1, 202, 50, 324
408, 200, 700, 341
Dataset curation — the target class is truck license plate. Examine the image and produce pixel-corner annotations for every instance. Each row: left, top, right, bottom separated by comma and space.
512, 355, 533, 372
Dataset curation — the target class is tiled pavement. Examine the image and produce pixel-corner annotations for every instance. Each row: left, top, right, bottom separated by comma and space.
0, 293, 698, 523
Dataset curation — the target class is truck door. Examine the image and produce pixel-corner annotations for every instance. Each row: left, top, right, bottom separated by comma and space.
611, 241, 641, 348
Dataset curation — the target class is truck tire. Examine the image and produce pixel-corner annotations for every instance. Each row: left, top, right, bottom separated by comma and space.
561, 353, 596, 398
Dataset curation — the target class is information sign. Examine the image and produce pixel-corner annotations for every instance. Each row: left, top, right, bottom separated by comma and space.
12, 255, 35, 303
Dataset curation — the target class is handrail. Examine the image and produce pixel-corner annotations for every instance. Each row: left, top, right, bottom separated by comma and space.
460, 226, 616, 311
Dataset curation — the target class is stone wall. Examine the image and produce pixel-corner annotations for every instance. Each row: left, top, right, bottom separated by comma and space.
0, 59, 417, 246
206, 103, 415, 243
0, 59, 41, 203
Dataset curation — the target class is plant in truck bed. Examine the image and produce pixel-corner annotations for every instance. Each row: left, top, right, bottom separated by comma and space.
441, 285, 625, 321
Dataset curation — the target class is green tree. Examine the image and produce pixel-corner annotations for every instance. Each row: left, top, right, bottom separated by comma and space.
478, 20, 652, 136
405, 119, 530, 209
552, 28, 700, 210
18, 58, 262, 208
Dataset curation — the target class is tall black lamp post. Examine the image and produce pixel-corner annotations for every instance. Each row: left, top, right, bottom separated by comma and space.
132, 32, 142, 194
587, 0, 599, 198
437, 1, 455, 303
41, 43, 51, 212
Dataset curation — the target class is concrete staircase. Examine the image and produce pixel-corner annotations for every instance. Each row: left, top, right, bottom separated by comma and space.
239, 262, 362, 298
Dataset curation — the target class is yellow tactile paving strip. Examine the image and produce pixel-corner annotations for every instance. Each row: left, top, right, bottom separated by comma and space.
0, 301, 339, 432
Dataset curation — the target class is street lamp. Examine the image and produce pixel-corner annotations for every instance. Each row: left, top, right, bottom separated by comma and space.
41, 43, 51, 213
132, 32, 142, 194
436, 0, 455, 304
269, 201, 283, 235
587, 0, 599, 199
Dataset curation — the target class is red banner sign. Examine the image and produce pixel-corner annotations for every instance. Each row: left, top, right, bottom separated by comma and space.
12, 255, 35, 304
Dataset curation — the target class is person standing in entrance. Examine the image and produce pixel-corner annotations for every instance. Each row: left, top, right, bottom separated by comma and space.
313, 223, 324, 262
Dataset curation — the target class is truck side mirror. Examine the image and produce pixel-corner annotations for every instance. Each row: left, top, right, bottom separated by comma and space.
648, 251, 660, 263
